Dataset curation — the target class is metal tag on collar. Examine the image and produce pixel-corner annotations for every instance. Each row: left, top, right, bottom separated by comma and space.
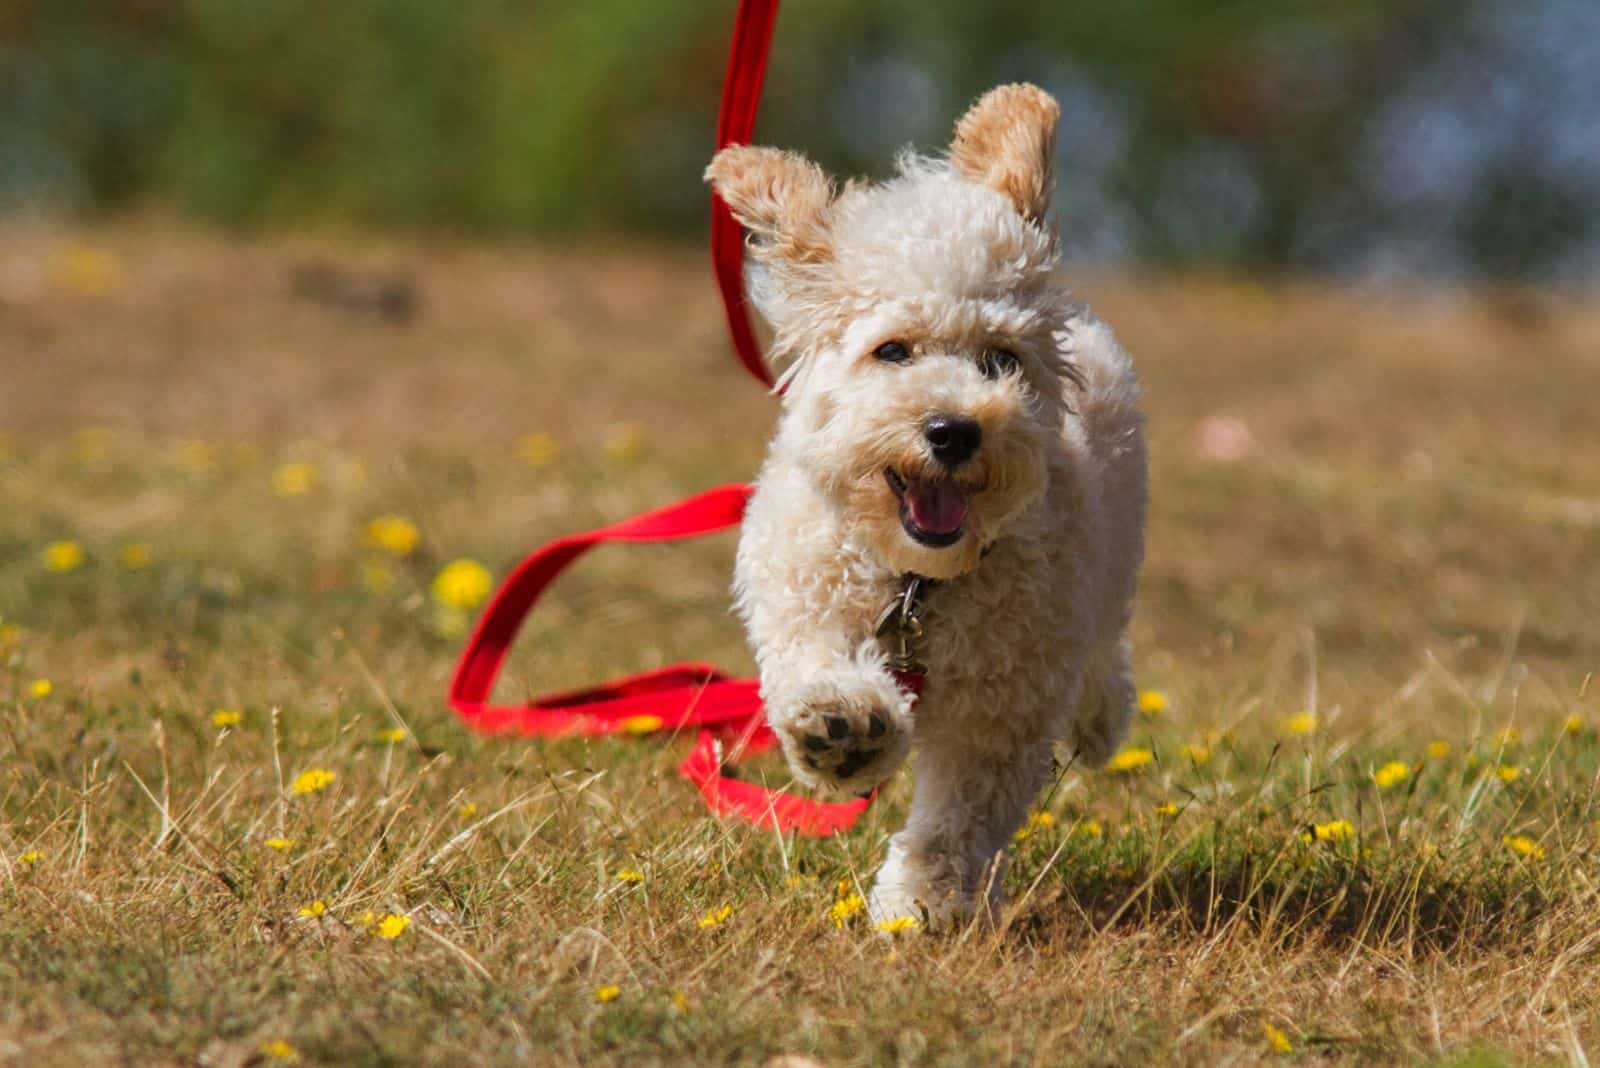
874, 574, 928, 674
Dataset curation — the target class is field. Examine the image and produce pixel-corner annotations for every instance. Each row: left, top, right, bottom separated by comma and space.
2, 224, 1598, 1066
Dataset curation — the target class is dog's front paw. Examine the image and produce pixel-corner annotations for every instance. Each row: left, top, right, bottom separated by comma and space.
772, 675, 911, 795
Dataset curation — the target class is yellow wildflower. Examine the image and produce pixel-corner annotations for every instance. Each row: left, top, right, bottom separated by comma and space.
670, 991, 690, 1013
1155, 801, 1179, 817
360, 559, 395, 594
604, 423, 650, 465
1076, 819, 1103, 838
42, 540, 84, 573
291, 768, 335, 795
1106, 746, 1154, 773
615, 869, 645, 884
1502, 835, 1545, 861
829, 892, 865, 929
1136, 689, 1169, 714
18, 851, 43, 866
297, 900, 327, 919
1180, 743, 1212, 766
376, 914, 410, 940
697, 905, 733, 930
1562, 714, 1584, 736
1372, 761, 1410, 789
359, 911, 377, 930
876, 916, 920, 934
459, 803, 478, 818
1495, 765, 1521, 784
1426, 741, 1451, 761
516, 432, 559, 467
376, 727, 407, 744
271, 462, 317, 497
1282, 711, 1317, 736
618, 715, 663, 734
433, 559, 493, 610
257, 1039, 300, 1063
1304, 819, 1355, 843
361, 515, 420, 557
51, 244, 123, 295
594, 984, 620, 1004
29, 678, 52, 698
1014, 810, 1056, 841
211, 708, 242, 729
264, 838, 294, 851
1263, 1023, 1293, 1054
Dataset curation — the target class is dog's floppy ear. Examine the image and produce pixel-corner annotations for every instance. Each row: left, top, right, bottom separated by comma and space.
705, 146, 835, 263
949, 84, 1060, 225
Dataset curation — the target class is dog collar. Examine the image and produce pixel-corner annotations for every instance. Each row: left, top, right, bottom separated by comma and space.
875, 573, 935, 674
871, 536, 1000, 674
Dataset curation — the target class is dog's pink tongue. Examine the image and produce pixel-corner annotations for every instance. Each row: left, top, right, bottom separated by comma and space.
906, 479, 968, 535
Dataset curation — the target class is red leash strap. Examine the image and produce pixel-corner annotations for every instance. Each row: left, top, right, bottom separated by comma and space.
711, 0, 780, 388
447, 483, 873, 836
448, 0, 881, 836
448, 484, 753, 729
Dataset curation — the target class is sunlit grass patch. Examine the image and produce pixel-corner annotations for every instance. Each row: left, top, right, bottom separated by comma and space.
2, 235, 1597, 1065
4, 472, 1596, 1061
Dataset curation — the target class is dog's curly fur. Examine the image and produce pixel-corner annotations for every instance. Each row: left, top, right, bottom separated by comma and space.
706, 84, 1147, 926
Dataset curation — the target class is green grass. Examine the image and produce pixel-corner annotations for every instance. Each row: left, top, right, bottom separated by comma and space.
1, 225, 1598, 1065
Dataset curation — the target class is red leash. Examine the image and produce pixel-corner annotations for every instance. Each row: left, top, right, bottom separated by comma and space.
447, 0, 902, 836
712, 0, 780, 389
447, 485, 875, 835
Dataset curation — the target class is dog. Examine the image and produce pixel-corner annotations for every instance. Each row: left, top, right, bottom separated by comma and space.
705, 84, 1146, 927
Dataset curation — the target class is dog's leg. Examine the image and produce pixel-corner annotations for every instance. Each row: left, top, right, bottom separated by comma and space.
1062, 638, 1135, 768
759, 641, 915, 796
869, 729, 1055, 928
736, 480, 917, 796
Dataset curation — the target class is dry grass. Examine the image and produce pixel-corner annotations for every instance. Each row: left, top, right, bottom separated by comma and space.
2, 222, 1598, 1066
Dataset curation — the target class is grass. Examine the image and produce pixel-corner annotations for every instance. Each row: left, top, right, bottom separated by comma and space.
2, 222, 1599, 1065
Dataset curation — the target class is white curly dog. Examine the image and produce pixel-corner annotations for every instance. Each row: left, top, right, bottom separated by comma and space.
706, 84, 1147, 927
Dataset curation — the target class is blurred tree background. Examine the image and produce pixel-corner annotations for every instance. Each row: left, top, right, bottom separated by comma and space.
2, 0, 1596, 283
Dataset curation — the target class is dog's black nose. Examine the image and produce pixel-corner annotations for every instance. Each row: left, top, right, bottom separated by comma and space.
924, 415, 982, 468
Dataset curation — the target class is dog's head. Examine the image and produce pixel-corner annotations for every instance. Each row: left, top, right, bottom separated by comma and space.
707, 85, 1076, 580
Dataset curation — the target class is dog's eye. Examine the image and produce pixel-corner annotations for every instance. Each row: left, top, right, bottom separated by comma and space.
873, 341, 911, 364
981, 349, 1020, 379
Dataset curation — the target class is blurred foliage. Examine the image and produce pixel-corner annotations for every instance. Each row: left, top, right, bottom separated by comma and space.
2, 0, 1596, 281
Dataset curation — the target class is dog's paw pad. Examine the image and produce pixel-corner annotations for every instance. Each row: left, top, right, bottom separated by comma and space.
780, 689, 908, 792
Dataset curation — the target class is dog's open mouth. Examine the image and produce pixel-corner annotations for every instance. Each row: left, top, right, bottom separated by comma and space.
885, 468, 969, 548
